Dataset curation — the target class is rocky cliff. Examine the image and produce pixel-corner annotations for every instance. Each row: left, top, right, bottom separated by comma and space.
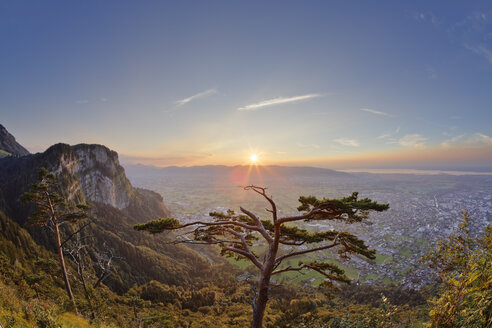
0, 142, 168, 224
0, 141, 212, 292
0, 124, 30, 157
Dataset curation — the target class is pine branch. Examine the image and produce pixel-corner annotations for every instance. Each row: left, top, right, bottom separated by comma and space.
275, 235, 340, 264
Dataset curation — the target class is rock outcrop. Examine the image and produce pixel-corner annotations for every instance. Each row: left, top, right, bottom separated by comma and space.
0, 142, 168, 224
0, 141, 212, 292
0, 124, 30, 157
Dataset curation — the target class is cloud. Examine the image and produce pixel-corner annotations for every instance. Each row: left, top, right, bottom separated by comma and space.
175, 89, 218, 106
378, 126, 401, 140
456, 12, 490, 29
471, 133, 492, 145
412, 12, 438, 25
237, 93, 322, 111
334, 138, 360, 147
76, 99, 89, 104
100, 98, 108, 102
464, 44, 492, 63
360, 108, 393, 117
441, 134, 466, 149
399, 134, 427, 149
441, 133, 492, 149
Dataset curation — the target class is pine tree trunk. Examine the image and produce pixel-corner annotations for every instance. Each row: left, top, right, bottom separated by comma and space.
54, 222, 77, 312
252, 274, 270, 328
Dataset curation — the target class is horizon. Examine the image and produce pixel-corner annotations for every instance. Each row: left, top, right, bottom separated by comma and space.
1, 1, 492, 170
122, 160, 492, 175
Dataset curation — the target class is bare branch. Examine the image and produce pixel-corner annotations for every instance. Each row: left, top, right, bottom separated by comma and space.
277, 208, 323, 225
60, 220, 93, 248
272, 265, 306, 275
223, 227, 261, 266
243, 185, 277, 222
176, 239, 243, 245
275, 236, 339, 264
278, 239, 306, 246
239, 207, 273, 243
169, 220, 262, 233
223, 246, 264, 271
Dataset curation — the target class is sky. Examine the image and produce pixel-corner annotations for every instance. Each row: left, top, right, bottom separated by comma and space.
1, 1, 492, 170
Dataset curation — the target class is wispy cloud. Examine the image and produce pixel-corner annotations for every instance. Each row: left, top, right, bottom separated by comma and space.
441, 133, 492, 149
175, 89, 218, 106
456, 12, 490, 29
464, 44, 492, 63
412, 12, 439, 25
237, 93, 322, 111
441, 134, 466, 149
471, 133, 492, 145
399, 134, 427, 149
360, 108, 393, 117
334, 138, 360, 147
76, 99, 89, 104
378, 126, 401, 140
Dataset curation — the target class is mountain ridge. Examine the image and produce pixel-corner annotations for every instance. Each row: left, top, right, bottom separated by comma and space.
0, 124, 30, 157
123, 162, 351, 180
0, 139, 215, 293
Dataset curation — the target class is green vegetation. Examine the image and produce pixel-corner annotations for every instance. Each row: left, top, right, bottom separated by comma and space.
135, 186, 389, 328
422, 213, 492, 328
21, 168, 89, 310
0, 154, 489, 327
0, 149, 10, 158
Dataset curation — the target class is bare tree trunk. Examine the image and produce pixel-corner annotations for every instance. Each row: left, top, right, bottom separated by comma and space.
55, 222, 77, 312
77, 261, 95, 319
252, 274, 270, 328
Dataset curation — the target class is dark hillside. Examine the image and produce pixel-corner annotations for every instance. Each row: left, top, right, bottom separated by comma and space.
0, 142, 216, 292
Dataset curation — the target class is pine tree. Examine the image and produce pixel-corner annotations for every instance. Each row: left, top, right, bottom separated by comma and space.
135, 185, 388, 328
21, 168, 89, 312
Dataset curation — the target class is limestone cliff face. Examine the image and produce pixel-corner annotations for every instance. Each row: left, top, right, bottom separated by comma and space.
0, 143, 168, 224
0, 142, 210, 293
55, 144, 133, 209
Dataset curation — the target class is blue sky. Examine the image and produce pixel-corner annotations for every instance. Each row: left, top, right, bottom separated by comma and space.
1, 1, 491, 169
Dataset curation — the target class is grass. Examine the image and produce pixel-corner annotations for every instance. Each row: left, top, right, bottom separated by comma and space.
375, 252, 392, 265
0, 149, 11, 158
382, 277, 398, 285
399, 247, 414, 259
59, 313, 118, 328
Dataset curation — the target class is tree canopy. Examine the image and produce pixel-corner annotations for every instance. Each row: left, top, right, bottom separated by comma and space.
135, 185, 389, 327
422, 213, 492, 328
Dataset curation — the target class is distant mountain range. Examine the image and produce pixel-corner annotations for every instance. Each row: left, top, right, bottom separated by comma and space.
123, 163, 351, 183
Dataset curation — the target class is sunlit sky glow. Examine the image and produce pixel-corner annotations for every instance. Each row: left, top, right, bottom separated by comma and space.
1, 1, 491, 170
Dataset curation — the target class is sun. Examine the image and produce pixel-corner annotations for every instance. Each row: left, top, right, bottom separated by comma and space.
250, 154, 259, 163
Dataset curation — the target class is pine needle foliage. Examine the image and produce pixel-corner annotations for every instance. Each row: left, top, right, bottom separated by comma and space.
21, 167, 89, 311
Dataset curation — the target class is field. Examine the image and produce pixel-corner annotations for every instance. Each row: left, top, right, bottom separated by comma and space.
125, 165, 492, 288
